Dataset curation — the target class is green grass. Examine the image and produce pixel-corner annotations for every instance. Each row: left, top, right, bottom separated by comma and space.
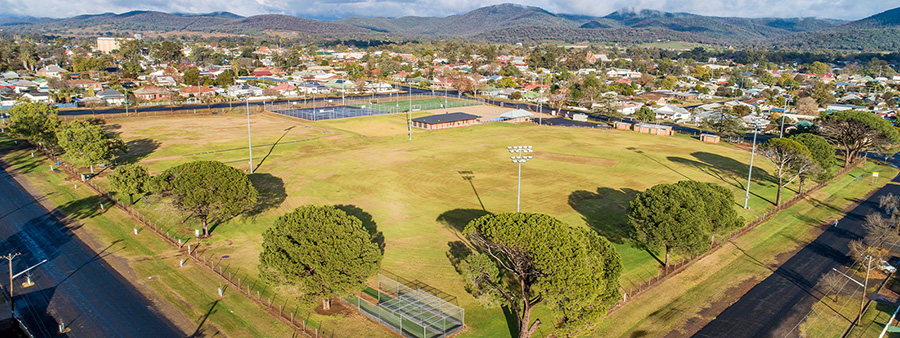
0, 135, 297, 338
44, 109, 878, 337
592, 163, 897, 338
350, 98, 476, 113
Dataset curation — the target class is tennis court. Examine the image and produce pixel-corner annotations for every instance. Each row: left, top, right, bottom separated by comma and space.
268, 105, 391, 121
342, 273, 465, 338
350, 98, 477, 113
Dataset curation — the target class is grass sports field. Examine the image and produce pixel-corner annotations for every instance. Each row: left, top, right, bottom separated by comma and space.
69, 109, 861, 337
350, 97, 477, 113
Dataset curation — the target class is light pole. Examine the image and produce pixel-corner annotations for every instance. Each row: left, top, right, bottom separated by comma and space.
508, 146, 533, 212
408, 85, 412, 141
779, 95, 792, 138
538, 73, 545, 125
743, 126, 758, 209
246, 99, 253, 174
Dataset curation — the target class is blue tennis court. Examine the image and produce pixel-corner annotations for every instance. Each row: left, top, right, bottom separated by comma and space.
270, 105, 392, 121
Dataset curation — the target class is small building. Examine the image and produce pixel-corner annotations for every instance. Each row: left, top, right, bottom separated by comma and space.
412, 112, 480, 130
499, 109, 534, 122
614, 122, 632, 130
633, 123, 673, 136
700, 134, 721, 143
573, 113, 589, 122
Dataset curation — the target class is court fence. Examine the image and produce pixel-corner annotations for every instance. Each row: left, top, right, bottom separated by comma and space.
341, 272, 464, 338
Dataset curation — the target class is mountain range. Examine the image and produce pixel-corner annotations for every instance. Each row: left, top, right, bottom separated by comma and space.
2, 3, 900, 51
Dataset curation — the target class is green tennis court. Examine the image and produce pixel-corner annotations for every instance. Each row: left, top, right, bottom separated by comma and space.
350, 98, 477, 113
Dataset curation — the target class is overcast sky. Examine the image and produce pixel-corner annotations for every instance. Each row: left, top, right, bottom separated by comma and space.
3, 0, 898, 21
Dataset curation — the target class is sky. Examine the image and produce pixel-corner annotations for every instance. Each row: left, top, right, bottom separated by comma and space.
2, 0, 898, 21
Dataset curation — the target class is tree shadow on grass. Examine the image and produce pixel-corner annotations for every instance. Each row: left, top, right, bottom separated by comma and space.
4, 151, 43, 174
58, 194, 109, 221
436, 209, 492, 234
567, 188, 639, 244
626, 147, 692, 181
667, 155, 776, 206
247, 173, 286, 216
335, 205, 384, 253
118, 138, 161, 165
446, 241, 472, 274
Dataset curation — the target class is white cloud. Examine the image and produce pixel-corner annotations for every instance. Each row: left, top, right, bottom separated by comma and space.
0, 0, 896, 20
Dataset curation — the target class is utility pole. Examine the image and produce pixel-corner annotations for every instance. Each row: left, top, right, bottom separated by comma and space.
3, 253, 20, 310
246, 99, 253, 174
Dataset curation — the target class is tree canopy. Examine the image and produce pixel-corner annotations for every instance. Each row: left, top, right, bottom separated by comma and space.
56, 120, 125, 170
819, 110, 900, 167
634, 105, 655, 123
108, 164, 149, 204
789, 133, 836, 184
259, 205, 381, 309
702, 108, 745, 136
463, 212, 621, 338
629, 181, 743, 267
150, 160, 258, 236
7, 101, 60, 145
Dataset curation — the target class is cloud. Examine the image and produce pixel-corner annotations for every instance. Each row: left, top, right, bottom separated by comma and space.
0, 0, 895, 20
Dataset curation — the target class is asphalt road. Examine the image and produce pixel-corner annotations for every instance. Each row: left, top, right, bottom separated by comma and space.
0, 162, 184, 337
693, 159, 900, 338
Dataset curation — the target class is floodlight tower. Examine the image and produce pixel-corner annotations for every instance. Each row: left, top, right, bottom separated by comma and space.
508, 146, 533, 212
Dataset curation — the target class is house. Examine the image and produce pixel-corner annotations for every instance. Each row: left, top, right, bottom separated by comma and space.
37, 65, 68, 78
270, 83, 298, 97
133, 86, 172, 101
411, 112, 481, 130
653, 105, 691, 121
21, 90, 51, 103
155, 76, 177, 87
68, 79, 103, 91
179, 86, 216, 98
96, 89, 126, 105
227, 84, 263, 97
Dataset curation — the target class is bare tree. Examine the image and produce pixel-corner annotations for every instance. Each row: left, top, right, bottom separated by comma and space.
796, 97, 819, 116
759, 138, 818, 206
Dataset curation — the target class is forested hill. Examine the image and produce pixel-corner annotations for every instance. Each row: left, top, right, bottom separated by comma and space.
767, 7, 900, 50
4, 3, 900, 51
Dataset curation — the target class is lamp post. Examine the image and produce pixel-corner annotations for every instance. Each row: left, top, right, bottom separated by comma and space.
539, 72, 545, 125
779, 95, 792, 138
508, 146, 533, 212
246, 99, 254, 174
743, 126, 758, 209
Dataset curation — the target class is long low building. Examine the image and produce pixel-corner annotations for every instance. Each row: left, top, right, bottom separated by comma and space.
412, 112, 481, 130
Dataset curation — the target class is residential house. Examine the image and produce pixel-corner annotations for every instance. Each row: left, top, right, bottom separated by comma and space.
37, 65, 68, 78
179, 86, 216, 98
133, 86, 172, 102
68, 79, 103, 91
22, 90, 51, 103
97, 89, 126, 105
653, 105, 691, 121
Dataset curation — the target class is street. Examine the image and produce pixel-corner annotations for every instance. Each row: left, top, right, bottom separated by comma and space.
0, 162, 183, 337
694, 158, 900, 337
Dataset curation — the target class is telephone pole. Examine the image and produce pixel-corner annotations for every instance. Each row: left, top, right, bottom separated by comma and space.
3, 253, 20, 310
